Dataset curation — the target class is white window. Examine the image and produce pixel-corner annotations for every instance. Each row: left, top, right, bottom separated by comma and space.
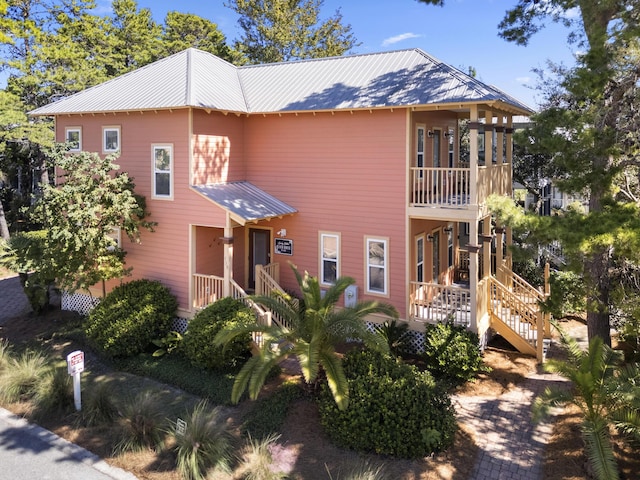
432, 129, 441, 167
447, 226, 454, 268
152, 144, 173, 199
320, 232, 340, 285
103, 126, 120, 153
366, 236, 388, 295
416, 125, 425, 177
416, 235, 425, 283
65, 127, 81, 151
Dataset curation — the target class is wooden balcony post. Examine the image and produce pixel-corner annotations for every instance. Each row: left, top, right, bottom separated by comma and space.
222, 214, 233, 298
469, 105, 479, 206
506, 116, 514, 194
544, 262, 551, 337
481, 216, 492, 280
468, 220, 479, 334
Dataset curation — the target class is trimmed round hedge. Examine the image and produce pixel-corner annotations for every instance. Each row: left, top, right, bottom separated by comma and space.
84, 279, 177, 358
182, 297, 253, 372
318, 349, 457, 458
422, 321, 487, 385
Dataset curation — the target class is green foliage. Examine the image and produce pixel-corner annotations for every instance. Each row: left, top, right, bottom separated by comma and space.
540, 270, 586, 319
241, 379, 303, 439
373, 319, 410, 357
422, 322, 487, 385
238, 433, 288, 480
115, 390, 166, 454
215, 264, 397, 410
183, 297, 253, 371
115, 353, 236, 405
76, 382, 119, 427
32, 147, 155, 293
0, 350, 50, 403
152, 330, 183, 357
318, 349, 456, 459
227, 0, 358, 64
533, 321, 626, 480
32, 366, 74, 418
158, 11, 233, 61
84, 279, 177, 358
172, 400, 232, 480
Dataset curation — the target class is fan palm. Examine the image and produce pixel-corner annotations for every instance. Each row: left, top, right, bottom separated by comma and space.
214, 265, 398, 410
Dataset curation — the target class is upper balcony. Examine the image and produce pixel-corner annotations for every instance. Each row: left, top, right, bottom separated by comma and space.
409, 162, 511, 209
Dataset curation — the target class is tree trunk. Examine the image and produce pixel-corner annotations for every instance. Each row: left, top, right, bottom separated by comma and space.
0, 200, 9, 240
584, 245, 613, 346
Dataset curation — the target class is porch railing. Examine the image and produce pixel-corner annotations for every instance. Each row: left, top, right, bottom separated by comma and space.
193, 273, 224, 310
409, 281, 471, 327
255, 264, 294, 330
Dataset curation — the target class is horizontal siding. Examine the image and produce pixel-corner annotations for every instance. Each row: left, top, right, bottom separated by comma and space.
244, 109, 408, 316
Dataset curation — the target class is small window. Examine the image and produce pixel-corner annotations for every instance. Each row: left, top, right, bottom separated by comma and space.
433, 129, 441, 168
152, 144, 173, 199
447, 226, 454, 268
366, 236, 388, 295
103, 126, 120, 153
65, 127, 81, 151
320, 232, 340, 285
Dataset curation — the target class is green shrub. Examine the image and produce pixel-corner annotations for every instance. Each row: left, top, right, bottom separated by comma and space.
115, 390, 166, 453
182, 297, 253, 371
0, 350, 50, 403
422, 322, 487, 385
76, 382, 119, 427
84, 279, 178, 358
318, 349, 456, 459
32, 367, 74, 418
172, 400, 232, 480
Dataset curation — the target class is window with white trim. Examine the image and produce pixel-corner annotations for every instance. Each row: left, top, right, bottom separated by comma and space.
152, 144, 173, 199
432, 129, 441, 167
103, 126, 120, 153
106, 227, 121, 251
416, 235, 425, 283
447, 226, 454, 268
320, 232, 340, 285
65, 127, 81, 151
366, 236, 388, 295
416, 125, 425, 178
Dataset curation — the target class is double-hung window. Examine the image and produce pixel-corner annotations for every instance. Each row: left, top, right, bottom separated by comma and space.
103, 126, 120, 153
152, 144, 173, 199
320, 232, 340, 285
65, 127, 81, 151
366, 236, 388, 295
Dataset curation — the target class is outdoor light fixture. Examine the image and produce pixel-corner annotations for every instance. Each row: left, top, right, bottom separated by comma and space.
427, 234, 435, 242
443, 226, 453, 233
427, 130, 434, 138
444, 129, 453, 138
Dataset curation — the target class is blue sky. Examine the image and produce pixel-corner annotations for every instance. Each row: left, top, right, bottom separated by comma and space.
128, 0, 579, 110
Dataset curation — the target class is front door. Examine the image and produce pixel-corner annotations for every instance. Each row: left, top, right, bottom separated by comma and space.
248, 228, 270, 290
432, 232, 440, 283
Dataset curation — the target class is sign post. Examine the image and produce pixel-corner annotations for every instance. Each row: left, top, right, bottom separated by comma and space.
66, 350, 85, 411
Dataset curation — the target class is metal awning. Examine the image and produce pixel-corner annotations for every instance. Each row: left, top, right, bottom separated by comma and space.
191, 182, 297, 225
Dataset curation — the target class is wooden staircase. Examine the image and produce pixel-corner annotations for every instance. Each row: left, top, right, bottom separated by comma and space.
488, 265, 551, 362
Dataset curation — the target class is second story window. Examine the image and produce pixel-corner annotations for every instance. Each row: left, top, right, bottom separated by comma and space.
103, 126, 120, 153
65, 127, 81, 151
320, 232, 340, 285
152, 144, 173, 199
432, 129, 441, 168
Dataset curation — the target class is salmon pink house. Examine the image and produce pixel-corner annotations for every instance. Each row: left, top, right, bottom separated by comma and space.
32, 48, 550, 360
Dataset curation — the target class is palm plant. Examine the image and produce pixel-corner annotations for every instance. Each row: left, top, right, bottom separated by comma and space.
533, 320, 635, 480
214, 265, 398, 410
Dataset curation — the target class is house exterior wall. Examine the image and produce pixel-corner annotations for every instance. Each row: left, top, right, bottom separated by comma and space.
242, 109, 408, 317
56, 110, 230, 310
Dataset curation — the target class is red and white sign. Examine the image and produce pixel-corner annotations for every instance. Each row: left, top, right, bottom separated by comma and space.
67, 350, 85, 375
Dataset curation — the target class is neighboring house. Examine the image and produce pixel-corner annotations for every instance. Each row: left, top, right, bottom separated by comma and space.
32, 48, 550, 360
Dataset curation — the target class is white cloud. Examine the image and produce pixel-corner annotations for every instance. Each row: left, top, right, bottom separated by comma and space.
382, 33, 422, 47
516, 76, 531, 84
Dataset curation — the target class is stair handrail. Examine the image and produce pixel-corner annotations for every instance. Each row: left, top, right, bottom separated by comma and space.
255, 264, 295, 330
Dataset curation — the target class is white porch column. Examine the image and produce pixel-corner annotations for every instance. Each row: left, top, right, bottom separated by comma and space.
506, 116, 514, 193
481, 216, 492, 279
468, 220, 479, 334
485, 110, 494, 195
222, 213, 234, 297
469, 105, 479, 206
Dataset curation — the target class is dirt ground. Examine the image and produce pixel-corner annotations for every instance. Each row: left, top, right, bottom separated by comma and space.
1, 306, 635, 480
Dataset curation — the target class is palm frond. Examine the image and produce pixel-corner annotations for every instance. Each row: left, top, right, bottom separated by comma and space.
319, 347, 349, 411
532, 386, 576, 422
581, 417, 620, 480
294, 339, 321, 384
232, 355, 264, 404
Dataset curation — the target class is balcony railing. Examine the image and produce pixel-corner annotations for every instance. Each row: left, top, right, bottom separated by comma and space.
410, 164, 510, 208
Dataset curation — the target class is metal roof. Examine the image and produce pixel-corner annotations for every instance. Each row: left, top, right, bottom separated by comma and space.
31, 48, 533, 116
191, 182, 297, 225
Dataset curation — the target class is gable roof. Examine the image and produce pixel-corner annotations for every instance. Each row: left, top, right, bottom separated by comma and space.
31, 48, 533, 116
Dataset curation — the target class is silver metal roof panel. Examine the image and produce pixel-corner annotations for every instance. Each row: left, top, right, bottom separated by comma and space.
191, 182, 297, 225
31, 48, 533, 116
